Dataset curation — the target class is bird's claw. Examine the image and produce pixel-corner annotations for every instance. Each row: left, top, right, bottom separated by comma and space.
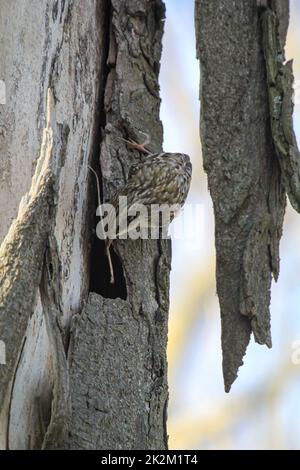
121, 132, 151, 155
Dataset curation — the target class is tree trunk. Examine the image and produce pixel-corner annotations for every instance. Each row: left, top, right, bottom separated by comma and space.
0, 0, 169, 450
195, 0, 299, 391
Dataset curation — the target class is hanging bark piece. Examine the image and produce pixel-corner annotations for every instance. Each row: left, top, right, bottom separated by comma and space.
195, 0, 290, 391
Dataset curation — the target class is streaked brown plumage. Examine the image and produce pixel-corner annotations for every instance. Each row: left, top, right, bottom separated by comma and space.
120, 152, 192, 205
90, 149, 192, 283
110, 152, 192, 221
104, 152, 192, 282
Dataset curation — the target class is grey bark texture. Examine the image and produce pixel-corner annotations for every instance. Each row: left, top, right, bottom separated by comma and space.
68, 0, 169, 450
195, 0, 296, 391
0, 0, 169, 450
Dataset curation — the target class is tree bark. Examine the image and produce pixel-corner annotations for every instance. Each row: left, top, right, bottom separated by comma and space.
0, 0, 168, 450
195, 0, 297, 391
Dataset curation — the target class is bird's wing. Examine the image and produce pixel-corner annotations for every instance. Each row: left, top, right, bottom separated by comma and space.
102, 153, 192, 239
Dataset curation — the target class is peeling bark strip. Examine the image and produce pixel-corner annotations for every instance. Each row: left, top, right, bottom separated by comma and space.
0, 90, 59, 424
195, 0, 289, 391
0, 0, 106, 449
261, 1, 300, 213
66, 0, 170, 449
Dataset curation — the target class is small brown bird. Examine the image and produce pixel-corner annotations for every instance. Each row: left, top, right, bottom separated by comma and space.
90, 141, 192, 284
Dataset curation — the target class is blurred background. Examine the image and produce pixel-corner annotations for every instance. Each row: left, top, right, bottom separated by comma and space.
160, 0, 300, 450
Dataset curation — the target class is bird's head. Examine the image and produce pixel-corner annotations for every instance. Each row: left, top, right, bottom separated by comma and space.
159, 152, 192, 178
